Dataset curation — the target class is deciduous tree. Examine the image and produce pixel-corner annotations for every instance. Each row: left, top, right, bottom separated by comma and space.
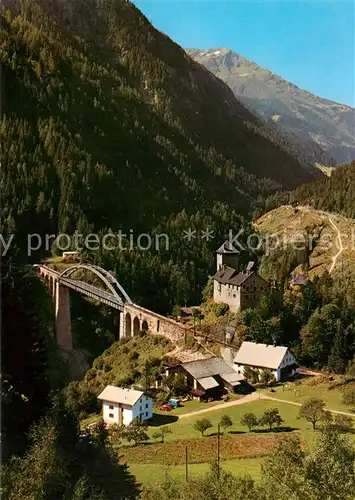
219, 414, 233, 434
194, 418, 213, 437
299, 398, 327, 430
152, 426, 172, 443
259, 408, 284, 431
240, 412, 259, 432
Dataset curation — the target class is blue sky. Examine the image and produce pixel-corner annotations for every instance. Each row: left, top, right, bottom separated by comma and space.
134, 1, 355, 106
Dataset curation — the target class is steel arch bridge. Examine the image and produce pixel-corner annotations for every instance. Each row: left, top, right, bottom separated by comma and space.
57, 264, 133, 310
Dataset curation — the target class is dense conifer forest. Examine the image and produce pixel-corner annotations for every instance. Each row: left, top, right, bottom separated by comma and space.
1, 0, 321, 310
293, 162, 355, 218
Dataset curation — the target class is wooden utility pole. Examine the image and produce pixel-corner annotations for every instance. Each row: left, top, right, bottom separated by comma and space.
217, 424, 220, 480
185, 445, 188, 482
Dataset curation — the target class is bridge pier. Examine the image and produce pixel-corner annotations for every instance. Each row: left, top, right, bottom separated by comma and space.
118, 311, 125, 339
55, 282, 73, 351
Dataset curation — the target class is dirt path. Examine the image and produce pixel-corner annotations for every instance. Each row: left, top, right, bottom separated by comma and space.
178, 392, 355, 420
178, 392, 260, 419
261, 394, 355, 418
294, 205, 345, 274
328, 216, 344, 274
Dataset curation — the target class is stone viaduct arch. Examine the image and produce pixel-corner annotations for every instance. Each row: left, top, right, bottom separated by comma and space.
37, 264, 192, 351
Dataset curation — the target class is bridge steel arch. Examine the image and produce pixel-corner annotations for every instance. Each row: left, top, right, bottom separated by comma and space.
59, 264, 133, 305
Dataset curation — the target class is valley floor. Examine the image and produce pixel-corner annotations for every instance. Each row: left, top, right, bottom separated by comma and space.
115, 384, 355, 485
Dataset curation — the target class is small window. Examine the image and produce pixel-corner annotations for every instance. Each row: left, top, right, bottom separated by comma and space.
145, 403, 148, 409
145, 412, 148, 417
109, 405, 114, 410
140, 406, 142, 411
109, 413, 114, 418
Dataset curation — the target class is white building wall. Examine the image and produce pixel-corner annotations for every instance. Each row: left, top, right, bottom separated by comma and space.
132, 396, 153, 421
234, 349, 296, 382
122, 405, 134, 425
102, 401, 122, 425
101, 396, 153, 426
235, 364, 281, 382
213, 281, 241, 313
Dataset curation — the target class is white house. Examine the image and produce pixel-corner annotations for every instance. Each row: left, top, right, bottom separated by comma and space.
98, 386, 153, 426
234, 341, 297, 382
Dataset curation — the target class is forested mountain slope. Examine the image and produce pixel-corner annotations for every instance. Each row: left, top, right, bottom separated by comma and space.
1, 0, 317, 234
1, 0, 319, 310
292, 162, 355, 219
188, 48, 355, 165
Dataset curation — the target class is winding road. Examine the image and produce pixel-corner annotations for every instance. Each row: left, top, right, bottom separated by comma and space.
294, 206, 345, 274
328, 216, 344, 274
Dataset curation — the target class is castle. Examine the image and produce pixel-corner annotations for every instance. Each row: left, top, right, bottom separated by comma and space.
213, 241, 266, 313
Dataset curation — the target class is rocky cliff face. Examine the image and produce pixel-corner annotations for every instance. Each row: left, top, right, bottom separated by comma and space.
188, 48, 355, 165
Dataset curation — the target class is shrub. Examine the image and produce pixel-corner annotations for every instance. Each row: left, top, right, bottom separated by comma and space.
213, 303, 229, 317
129, 350, 140, 361
342, 386, 355, 407
259, 369, 275, 386
334, 414, 353, 433
63, 381, 99, 417
304, 376, 328, 386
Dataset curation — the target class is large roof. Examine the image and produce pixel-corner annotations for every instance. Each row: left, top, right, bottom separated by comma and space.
98, 386, 144, 405
198, 376, 220, 390
220, 372, 245, 385
182, 357, 239, 380
216, 240, 240, 254
234, 342, 289, 370
213, 267, 256, 286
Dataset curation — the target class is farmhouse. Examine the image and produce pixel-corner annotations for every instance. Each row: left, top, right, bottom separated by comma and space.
98, 386, 153, 426
165, 357, 249, 399
234, 341, 298, 382
213, 241, 267, 313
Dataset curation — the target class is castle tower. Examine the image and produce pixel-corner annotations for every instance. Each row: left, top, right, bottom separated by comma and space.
216, 240, 240, 271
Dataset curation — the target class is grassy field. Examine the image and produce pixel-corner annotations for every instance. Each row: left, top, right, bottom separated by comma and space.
120, 396, 355, 484
147, 399, 313, 443
88, 392, 353, 486
155, 394, 241, 416
261, 378, 355, 414
129, 456, 263, 485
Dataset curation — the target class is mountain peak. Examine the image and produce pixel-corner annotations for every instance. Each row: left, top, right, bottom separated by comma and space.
188, 48, 355, 164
